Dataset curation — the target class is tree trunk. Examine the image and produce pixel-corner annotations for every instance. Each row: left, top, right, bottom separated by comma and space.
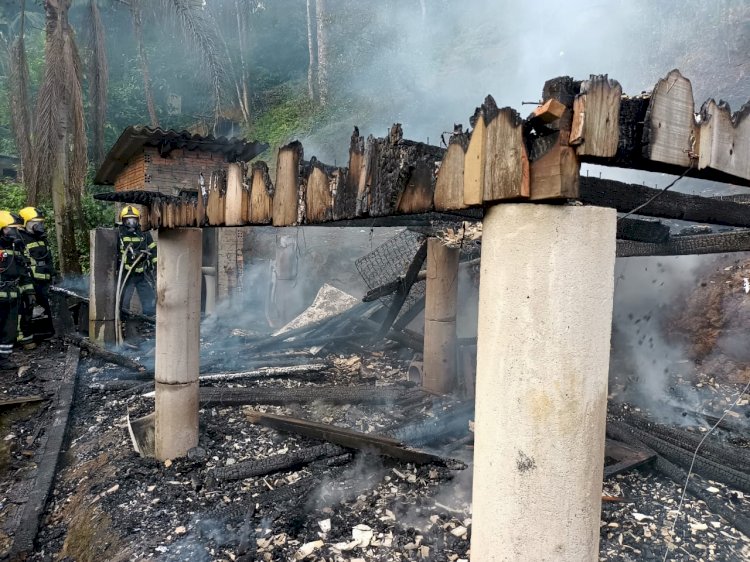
7, 0, 33, 183
88, 0, 108, 168
31, 0, 85, 276
306, 0, 318, 103
130, 0, 159, 127
315, 0, 329, 106
234, 0, 251, 127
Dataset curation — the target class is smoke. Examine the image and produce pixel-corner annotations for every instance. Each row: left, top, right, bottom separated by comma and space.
301, 0, 749, 163
609, 255, 719, 421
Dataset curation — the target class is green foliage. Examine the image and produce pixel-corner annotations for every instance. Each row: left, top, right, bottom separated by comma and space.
248, 83, 322, 151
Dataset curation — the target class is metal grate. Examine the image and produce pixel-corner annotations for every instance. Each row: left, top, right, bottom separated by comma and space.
355, 229, 427, 308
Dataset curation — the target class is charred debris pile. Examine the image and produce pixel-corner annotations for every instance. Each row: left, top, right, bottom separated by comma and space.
1, 232, 748, 561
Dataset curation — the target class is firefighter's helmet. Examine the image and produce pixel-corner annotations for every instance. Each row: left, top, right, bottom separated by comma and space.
0, 211, 14, 229
9, 213, 23, 227
120, 206, 141, 220
19, 207, 43, 225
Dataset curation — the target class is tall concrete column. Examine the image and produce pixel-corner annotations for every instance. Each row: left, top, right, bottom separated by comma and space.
155, 228, 202, 460
89, 228, 118, 345
423, 238, 459, 394
471, 204, 616, 561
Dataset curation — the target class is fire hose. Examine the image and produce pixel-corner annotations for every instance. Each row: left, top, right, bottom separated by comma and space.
115, 247, 144, 347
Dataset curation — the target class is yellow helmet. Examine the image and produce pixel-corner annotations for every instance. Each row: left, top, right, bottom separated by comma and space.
120, 206, 141, 220
19, 207, 42, 225
0, 211, 14, 229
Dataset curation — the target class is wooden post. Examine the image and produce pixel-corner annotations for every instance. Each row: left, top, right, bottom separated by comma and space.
422, 238, 458, 394
88, 228, 118, 345
155, 228, 202, 460
471, 204, 616, 561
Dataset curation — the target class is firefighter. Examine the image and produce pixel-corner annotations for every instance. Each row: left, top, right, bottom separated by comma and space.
18, 207, 55, 341
6, 214, 36, 350
0, 211, 25, 370
118, 206, 157, 316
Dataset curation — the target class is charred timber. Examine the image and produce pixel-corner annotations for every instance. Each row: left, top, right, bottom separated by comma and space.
620, 412, 750, 473
612, 421, 750, 494
246, 411, 461, 466
579, 176, 750, 228
616, 218, 670, 243
607, 421, 750, 538
616, 230, 750, 257
200, 384, 412, 407
64, 334, 149, 373
211, 443, 346, 482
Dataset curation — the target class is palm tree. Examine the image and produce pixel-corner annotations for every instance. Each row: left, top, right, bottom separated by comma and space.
28, 0, 87, 276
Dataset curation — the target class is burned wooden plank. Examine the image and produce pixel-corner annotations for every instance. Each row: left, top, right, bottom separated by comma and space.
302, 157, 339, 223
579, 176, 750, 228
64, 333, 149, 373
199, 364, 329, 382
529, 77, 582, 200
249, 161, 274, 224
571, 75, 622, 157
211, 443, 346, 482
616, 218, 670, 244
616, 230, 750, 257
336, 127, 364, 220
245, 411, 456, 466
699, 99, 750, 182
604, 438, 656, 479
642, 69, 699, 168
0, 396, 45, 409
368, 125, 444, 216
10, 347, 79, 559
200, 385, 411, 407
378, 240, 427, 337
464, 97, 529, 204
434, 130, 469, 211
273, 141, 303, 226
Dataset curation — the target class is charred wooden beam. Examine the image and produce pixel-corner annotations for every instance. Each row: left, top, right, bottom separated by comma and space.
616, 218, 670, 244
367, 124, 445, 216
199, 364, 329, 382
603, 438, 656, 479
200, 385, 412, 407
0, 396, 45, 409
434, 130, 469, 210
64, 334, 149, 373
211, 443, 346, 482
246, 411, 459, 466
10, 348, 79, 559
579, 176, 750, 228
616, 230, 750, 257
581, 70, 750, 187
528, 77, 581, 200
378, 240, 427, 337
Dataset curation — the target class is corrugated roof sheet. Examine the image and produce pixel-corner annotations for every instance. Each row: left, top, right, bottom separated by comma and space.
93, 125, 268, 185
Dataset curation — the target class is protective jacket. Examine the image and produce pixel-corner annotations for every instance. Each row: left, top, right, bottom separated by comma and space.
118, 225, 157, 274
18, 230, 55, 281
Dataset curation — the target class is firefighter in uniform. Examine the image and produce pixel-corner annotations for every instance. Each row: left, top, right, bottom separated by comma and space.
0, 211, 25, 369
6, 214, 36, 350
18, 207, 55, 341
118, 206, 157, 316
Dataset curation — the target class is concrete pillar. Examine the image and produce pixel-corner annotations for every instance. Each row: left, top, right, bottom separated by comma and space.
155, 228, 202, 460
89, 228, 118, 345
471, 204, 616, 561
423, 238, 459, 394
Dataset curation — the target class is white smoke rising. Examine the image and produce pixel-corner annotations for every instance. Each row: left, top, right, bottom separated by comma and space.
303, 0, 748, 163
